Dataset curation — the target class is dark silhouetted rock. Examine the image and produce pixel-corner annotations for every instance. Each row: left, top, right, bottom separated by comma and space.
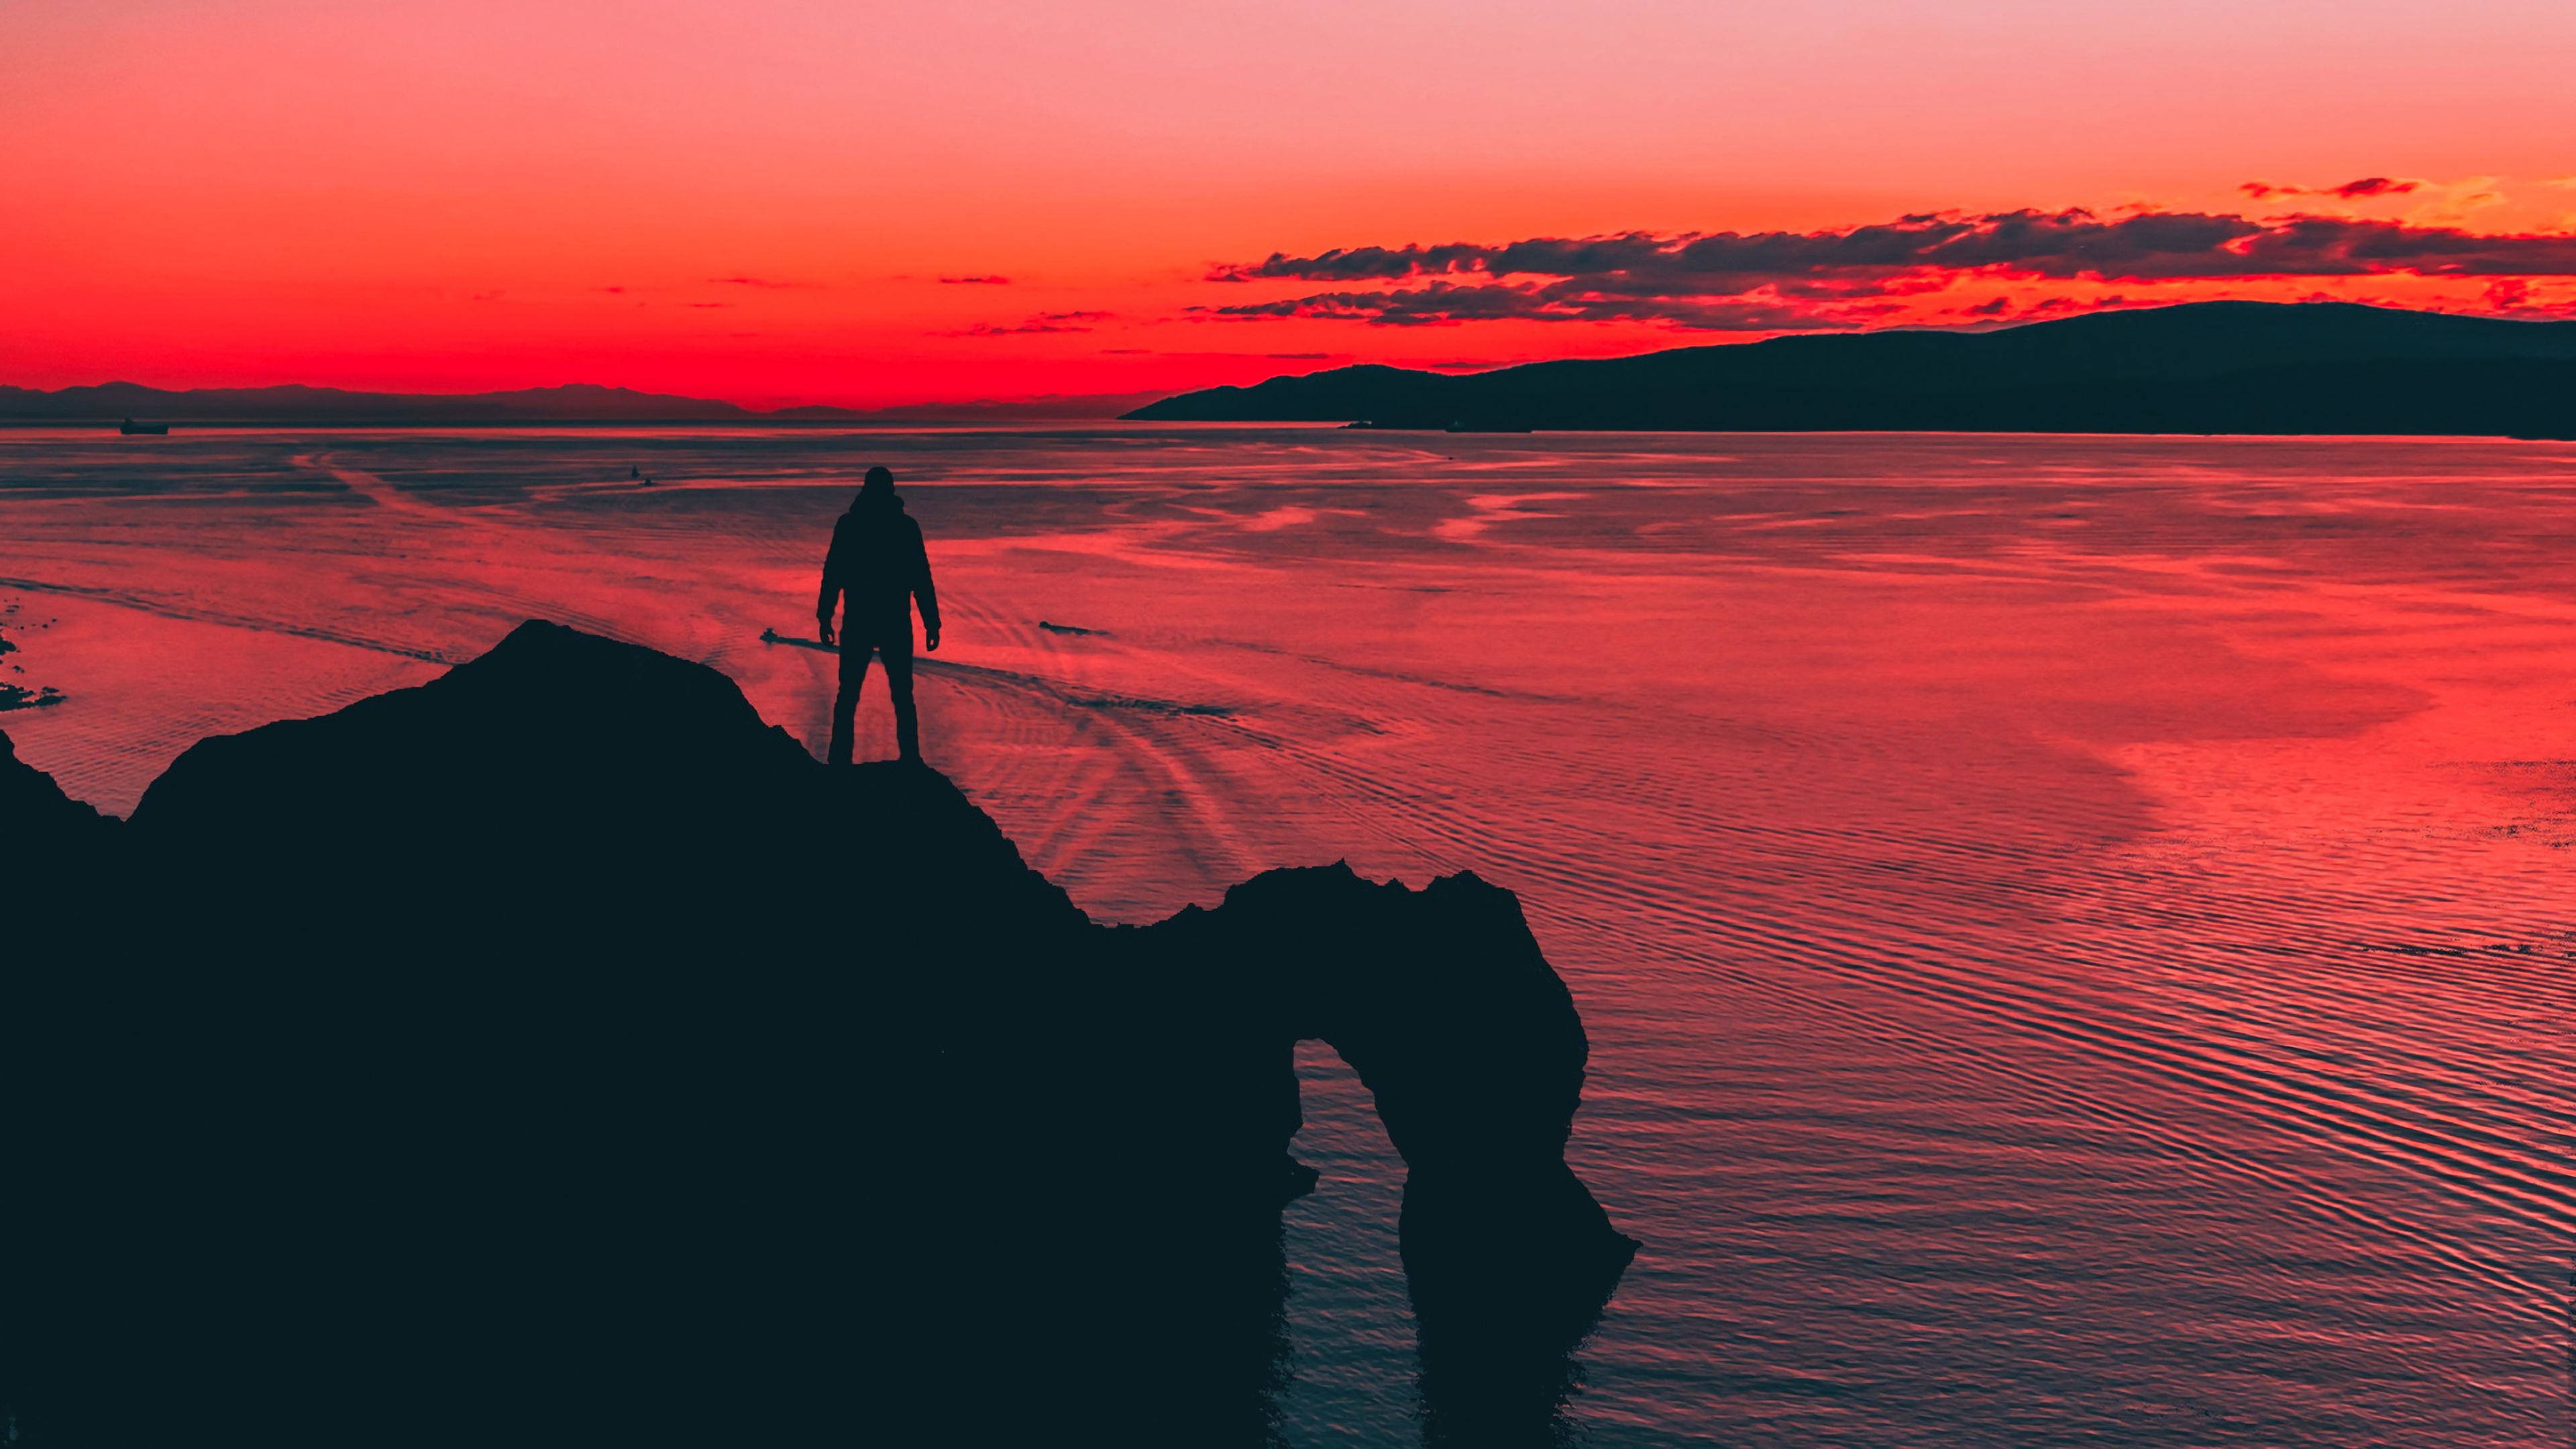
1, 621, 1632, 1447
1, 729, 113, 854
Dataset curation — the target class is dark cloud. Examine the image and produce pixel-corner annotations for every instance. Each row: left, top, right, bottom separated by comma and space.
1193, 280, 1873, 331
1202, 206, 2576, 328
2239, 177, 2422, 201
2474, 278, 2576, 317
1089, 349, 1362, 362
1956, 293, 2137, 322
2021, 293, 2127, 319
1226, 209, 2576, 288
940, 275, 1012, 285
710, 276, 815, 289
954, 310, 1113, 336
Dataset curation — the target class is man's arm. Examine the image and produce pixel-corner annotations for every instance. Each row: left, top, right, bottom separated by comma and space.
815, 521, 845, 645
911, 521, 941, 652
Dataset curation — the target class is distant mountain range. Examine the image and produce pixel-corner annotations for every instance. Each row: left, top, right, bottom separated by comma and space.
1122, 302, 2576, 437
0, 382, 1168, 426
20, 305, 2575, 435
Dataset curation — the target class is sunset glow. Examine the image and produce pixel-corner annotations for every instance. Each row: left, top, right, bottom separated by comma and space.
7, 0, 2575, 406
9, 5, 2575, 1435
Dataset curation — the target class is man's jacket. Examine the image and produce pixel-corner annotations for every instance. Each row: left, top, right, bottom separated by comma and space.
816, 496, 941, 637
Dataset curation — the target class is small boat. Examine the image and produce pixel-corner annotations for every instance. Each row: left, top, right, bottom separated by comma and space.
119, 418, 170, 435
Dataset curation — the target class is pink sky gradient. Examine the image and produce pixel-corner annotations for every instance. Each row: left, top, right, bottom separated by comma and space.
6, 0, 2573, 407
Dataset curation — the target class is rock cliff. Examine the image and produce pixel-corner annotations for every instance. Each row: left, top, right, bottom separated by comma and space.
2, 621, 1633, 1446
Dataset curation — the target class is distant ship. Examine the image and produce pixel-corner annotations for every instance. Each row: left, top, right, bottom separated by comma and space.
119, 417, 170, 435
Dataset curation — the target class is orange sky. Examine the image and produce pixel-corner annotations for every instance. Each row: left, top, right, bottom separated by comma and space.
6, 0, 2574, 407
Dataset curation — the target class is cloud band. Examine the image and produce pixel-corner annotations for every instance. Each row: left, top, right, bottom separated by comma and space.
1201, 204, 2576, 329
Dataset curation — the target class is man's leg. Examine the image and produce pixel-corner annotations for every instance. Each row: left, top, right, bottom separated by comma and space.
880, 634, 920, 763
828, 643, 871, 766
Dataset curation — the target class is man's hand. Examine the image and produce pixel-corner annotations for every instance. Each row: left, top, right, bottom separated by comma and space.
816, 618, 835, 647
925, 627, 941, 653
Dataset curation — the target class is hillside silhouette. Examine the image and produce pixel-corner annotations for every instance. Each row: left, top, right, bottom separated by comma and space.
1123, 301, 2576, 437
0, 380, 787, 425
0, 382, 1169, 426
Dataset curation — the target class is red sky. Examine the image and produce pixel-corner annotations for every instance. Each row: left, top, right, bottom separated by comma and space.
6, 0, 2574, 408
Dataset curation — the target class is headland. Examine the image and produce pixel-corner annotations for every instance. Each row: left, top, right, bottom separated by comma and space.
1, 621, 1635, 1446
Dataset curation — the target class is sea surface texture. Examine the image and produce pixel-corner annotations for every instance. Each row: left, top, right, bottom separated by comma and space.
3, 427, 2568, 1446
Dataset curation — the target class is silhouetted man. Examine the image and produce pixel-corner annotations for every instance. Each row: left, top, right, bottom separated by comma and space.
816, 466, 941, 764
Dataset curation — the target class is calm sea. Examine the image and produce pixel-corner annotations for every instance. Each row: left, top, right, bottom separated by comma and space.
3, 426, 2568, 1446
